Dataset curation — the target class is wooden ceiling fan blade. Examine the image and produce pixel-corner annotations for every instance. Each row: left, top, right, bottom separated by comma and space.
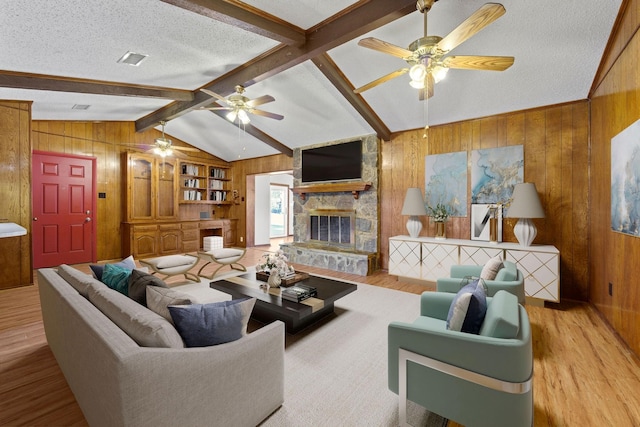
354, 68, 409, 94
436, 3, 506, 53
199, 106, 232, 111
170, 150, 188, 159
200, 88, 229, 104
358, 37, 413, 59
173, 146, 200, 152
246, 95, 275, 108
443, 55, 514, 71
250, 109, 284, 120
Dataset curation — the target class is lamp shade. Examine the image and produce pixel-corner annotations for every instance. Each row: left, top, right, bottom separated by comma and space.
401, 188, 427, 216
506, 183, 545, 218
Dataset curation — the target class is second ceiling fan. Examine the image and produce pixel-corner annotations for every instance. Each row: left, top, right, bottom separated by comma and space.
354, 1, 514, 99
199, 85, 284, 124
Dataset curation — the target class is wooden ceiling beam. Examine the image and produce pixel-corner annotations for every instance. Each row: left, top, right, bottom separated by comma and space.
312, 54, 391, 141
0, 70, 193, 101
207, 109, 293, 156
136, 0, 417, 132
160, 0, 305, 46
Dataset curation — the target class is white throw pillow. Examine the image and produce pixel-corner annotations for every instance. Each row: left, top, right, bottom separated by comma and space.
480, 256, 503, 280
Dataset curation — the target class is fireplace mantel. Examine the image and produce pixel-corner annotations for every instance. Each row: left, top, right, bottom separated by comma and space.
292, 182, 371, 200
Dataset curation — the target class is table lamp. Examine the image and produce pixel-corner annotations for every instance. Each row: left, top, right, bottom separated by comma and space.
401, 188, 427, 238
506, 182, 545, 246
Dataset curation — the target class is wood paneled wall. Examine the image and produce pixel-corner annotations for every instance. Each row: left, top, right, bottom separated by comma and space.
0, 101, 32, 289
380, 101, 590, 301
31, 121, 226, 261
589, 0, 640, 355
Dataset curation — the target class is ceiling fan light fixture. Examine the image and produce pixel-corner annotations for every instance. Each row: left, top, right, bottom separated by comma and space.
432, 66, 449, 83
226, 110, 238, 123
409, 63, 427, 82
238, 109, 250, 125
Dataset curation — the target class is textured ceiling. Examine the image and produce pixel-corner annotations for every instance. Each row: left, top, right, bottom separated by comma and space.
0, 0, 622, 161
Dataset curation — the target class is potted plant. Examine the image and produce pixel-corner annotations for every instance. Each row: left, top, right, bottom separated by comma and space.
428, 203, 451, 239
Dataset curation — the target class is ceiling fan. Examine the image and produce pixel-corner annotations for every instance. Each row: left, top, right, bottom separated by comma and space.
140, 121, 199, 159
354, 1, 514, 100
199, 85, 284, 124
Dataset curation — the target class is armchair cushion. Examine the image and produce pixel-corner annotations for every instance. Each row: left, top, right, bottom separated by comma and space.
495, 260, 517, 282
479, 290, 520, 339
446, 279, 487, 334
480, 255, 503, 280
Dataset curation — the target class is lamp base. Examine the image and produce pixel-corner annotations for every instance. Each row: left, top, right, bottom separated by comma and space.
514, 218, 537, 246
406, 216, 423, 238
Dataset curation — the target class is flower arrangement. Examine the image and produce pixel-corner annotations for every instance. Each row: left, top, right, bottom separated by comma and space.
428, 203, 451, 222
256, 250, 295, 278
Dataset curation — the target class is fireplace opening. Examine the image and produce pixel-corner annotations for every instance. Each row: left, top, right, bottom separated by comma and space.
307, 209, 355, 248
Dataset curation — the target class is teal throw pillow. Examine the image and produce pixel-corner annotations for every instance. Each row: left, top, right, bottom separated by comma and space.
446, 279, 488, 334
102, 263, 133, 296
168, 298, 256, 347
90, 255, 136, 281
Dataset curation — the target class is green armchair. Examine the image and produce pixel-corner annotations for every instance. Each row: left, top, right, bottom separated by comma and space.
388, 290, 533, 427
436, 260, 526, 304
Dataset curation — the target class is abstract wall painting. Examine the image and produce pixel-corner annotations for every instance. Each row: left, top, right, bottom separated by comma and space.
471, 145, 523, 207
425, 151, 468, 217
611, 119, 640, 236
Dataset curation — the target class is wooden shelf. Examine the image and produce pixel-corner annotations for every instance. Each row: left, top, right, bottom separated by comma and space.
292, 182, 371, 200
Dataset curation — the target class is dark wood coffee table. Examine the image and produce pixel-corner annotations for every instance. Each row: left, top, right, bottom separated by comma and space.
210, 273, 357, 333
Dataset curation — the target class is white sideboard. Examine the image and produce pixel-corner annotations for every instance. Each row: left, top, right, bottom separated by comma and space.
389, 236, 560, 302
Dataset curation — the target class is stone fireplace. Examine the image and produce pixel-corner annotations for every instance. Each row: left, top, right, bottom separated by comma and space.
279, 134, 379, 276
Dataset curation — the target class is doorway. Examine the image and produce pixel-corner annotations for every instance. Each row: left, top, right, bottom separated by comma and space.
270, 184, 289, 238
32, 151, 97, 268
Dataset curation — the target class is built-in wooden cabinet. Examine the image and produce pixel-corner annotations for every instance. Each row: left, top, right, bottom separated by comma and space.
123, 152, 178, 222
122, 153, 237, 258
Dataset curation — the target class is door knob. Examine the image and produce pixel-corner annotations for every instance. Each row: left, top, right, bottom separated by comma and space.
33, 217, 38, 221
85, 217, 92, 222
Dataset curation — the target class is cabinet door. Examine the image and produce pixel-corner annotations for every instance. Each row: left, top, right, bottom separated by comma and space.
129, 155, 153, 221
159, 225, 181, 255
132, 225, 158, 258
421, 242, 458, 281
157, 158, 177, 219
224, 223, 236, 246
388, 239, 421, 279
506, 249, 560, 302
459, 245, 503, 266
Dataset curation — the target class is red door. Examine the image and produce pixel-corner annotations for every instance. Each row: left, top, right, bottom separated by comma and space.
32, 151, 97, 268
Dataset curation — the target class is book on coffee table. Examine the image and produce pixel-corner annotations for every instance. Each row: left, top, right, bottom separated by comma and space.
281, 284, 318, 302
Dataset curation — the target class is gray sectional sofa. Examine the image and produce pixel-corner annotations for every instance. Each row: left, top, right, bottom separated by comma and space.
37, 265, 285, 427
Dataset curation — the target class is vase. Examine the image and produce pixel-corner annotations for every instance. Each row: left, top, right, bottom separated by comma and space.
267, 272, 281, 288
435, 221, 446, 239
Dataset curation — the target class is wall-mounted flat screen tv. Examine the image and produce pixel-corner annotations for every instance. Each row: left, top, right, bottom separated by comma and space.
301, 140, 362, 183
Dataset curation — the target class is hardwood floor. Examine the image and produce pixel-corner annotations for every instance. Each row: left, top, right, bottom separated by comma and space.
1, 243, 639, 426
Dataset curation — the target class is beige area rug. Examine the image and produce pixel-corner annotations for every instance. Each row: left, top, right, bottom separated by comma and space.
173, 270, 447, 427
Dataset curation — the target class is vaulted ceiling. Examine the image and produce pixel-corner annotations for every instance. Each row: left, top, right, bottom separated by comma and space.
0, 0, 622, 161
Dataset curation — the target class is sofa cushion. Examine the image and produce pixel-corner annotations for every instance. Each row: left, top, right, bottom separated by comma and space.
128, 269, 169, 306
446, 279, 488, 334
146, 286, 192, 323
102, 264, 133, 296
148, 254, 196, 269
57, 264, 103, 298
90, 255, 136, 281
87, 283, 184, 348
169, 298, 256, 347
209, 248, 244, 259
480, 255, 503, 280
495, 260, 518, 282
479, 290, 520, 339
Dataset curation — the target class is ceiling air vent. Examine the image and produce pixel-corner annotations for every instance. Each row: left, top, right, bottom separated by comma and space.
117, 51, 148, 66
72, 104, 91, 110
